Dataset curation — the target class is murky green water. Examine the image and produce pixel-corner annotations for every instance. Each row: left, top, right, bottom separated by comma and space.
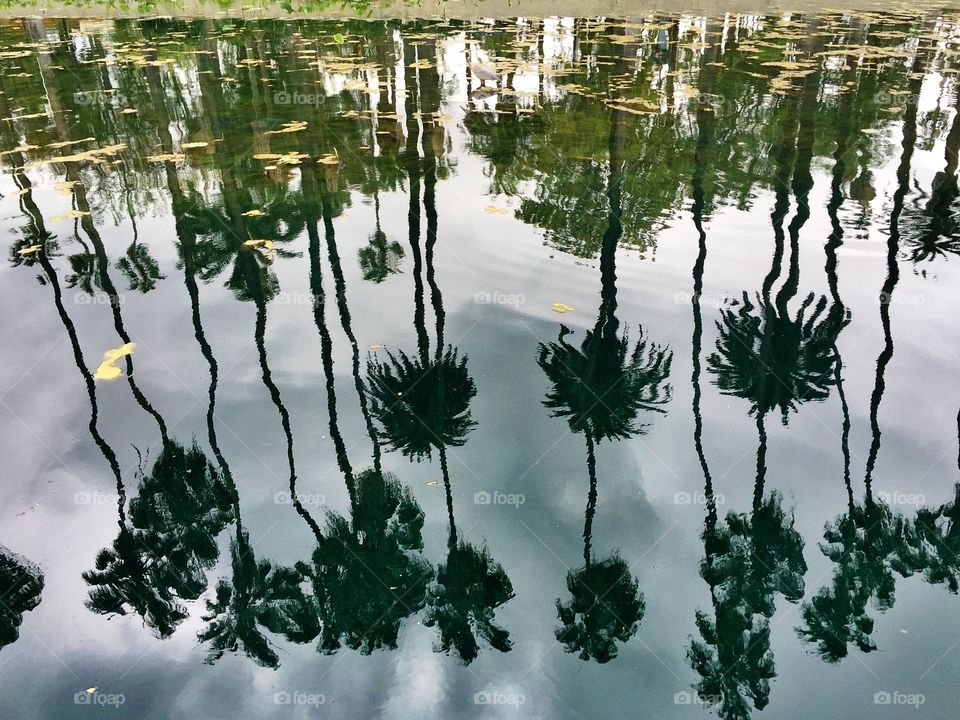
0, 11, 959, 719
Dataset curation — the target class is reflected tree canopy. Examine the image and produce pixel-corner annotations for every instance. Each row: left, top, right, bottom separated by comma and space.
300, 469, 432, 654
709, 292, 849, 424
797, 501, 918, 661
200, 530, 318, 668
0, 545, 44, 652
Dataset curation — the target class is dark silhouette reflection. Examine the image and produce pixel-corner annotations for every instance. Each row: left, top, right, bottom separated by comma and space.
368, 346, 476, 458
3, 12, 960, 689
199, 529, 318, 667
30, 238, 187, 637
424, 537, 514, 664
797, 62, 924, 661
291, 156, 433, 656
708, 84, 849, 432
66, 180, 234, 634
910, 412, 960, 592
2, 112, 204, 640
302, 467, 431, 654
0, 102, 59, 661
0, 545, 44, 652
687, 63, 808, 719
153, 63, 320, 666
87, 441, 235, 622
902, 96, 960, 267
795, 501, 917, 661
115, 174, 166, 294
359, 191, 405, 283
539, 109, 670, 663
362, 70, 515, 661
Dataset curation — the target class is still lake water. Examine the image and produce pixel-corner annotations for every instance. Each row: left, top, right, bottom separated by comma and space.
0, 10, 959, 719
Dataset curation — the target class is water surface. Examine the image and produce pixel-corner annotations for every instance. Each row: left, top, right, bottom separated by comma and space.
0, 11, 959, 719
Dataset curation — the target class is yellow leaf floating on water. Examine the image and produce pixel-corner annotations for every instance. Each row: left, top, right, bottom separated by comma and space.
30, 144, 127, 168
47, 137, 95, 150
2, 111, 46, 121
181, 141, 208, 149
18, 244, 41, 256
50, 210, 91, 222
145, 153, 185, 163
266, 120, 307, 135
241, 209, 265, 217
94, 342, 135, 382
368, 343, 384, 350
425, 480, 438, 487
254, 151, 308, 166
484, 206, 510, 216
0, 144, 38, 156
552, 303, 574, 313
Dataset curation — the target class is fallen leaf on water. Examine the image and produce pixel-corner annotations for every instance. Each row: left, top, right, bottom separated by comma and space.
94, 342, 135, 381
145, 153, 185, 162
18, 244, 40, 255
2, 111, 46, 121
242, 239, 274, 249
85, 687, 96, 694
241, 209, 265, 217
50, 210, 91, 222
484, 205, 510, 216
266, 120, 308, 135
181, 141, 208, 149
552, 303, 574, 313
47, 137, 95, 150
425, 480, 438, 487
368, 343, 384, 350
0, 144, 38, 155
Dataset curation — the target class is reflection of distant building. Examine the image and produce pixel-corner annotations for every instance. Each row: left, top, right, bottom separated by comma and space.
653, 25, 670, 66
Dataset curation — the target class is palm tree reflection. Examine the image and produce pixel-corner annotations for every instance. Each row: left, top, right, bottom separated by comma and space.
294, 159, 433, 655
797, 60, 924, 662
365, 81, 515, 661
901, 96, 960, 266
0, 545, 44, 652
911, 412, 960, 592
539, 108, 670, 663
359, 190, 405, 283
686, 78, 808, 718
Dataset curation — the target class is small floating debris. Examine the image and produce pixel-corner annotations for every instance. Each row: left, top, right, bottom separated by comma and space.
94, 342, 135, 382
